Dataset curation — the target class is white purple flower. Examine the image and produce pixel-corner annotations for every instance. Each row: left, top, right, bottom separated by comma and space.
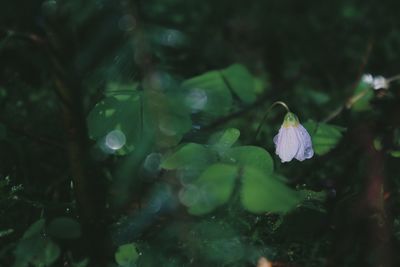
273, 112, 314, 163
372, 76, 389, 90
361, 73, 389, 90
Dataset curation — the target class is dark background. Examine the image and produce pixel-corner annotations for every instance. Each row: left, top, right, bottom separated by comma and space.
1, 0, 400, 266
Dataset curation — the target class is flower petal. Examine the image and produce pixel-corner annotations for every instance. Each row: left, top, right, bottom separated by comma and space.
273, 131, 280, 146
294, 124, 314, 161
275, 126, 300, 162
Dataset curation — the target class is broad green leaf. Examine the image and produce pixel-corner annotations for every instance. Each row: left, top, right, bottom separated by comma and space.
87, 90, 192, 154
241, 167, 303, 213
14, 219, 46, 267
22, 219, 45, 239
208, 128, 240, 155
31, 239, 61, 267
223, 146, 273, 174
181, 71, 232, 117
351, 81, 373, 111
303, 121, 345, 155
115, 243, 139, 267
220, 64, 256, 103
87, 94, 142, 155
14, 237, 45, 267
142, 90, 192, 148
161, 143, 216, 170
14, 237, 60, 267
104, 82, 140, 99
47, 217, 81, 239
183, 164, 238, 215
390, 151, 400, 158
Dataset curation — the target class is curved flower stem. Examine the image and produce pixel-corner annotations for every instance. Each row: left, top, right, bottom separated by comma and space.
255, 101, 290, 141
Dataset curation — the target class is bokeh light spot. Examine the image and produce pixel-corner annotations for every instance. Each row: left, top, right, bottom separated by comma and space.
185, 88, 207, 113
105, 130, 126, 150
143, 153, 162, 173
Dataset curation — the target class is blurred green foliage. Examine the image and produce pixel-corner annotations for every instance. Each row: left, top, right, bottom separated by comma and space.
1, 0, 400, 267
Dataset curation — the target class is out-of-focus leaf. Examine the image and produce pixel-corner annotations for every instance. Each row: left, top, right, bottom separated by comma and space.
223, 146, 273, 174
293, 85, 330, 105
14, 236, 60, 267
13, 219, 45, 266
241, 168, 303, 213
183, 164, 238, 215
31, 239, 60, 267
22, 219, 45, 239
71, 258, 89, 267
208, 128, 240, 155
351, 81, 373, 111
104, 82, 140, 98
115, 243, 139, 267
14, 219, 61, 267
14, 237, 44, 267
142, 90, 192, 148
303, 120, 346, 155
47, 217, 81, 239
87, 89, 192, 154
161, 143, 216, 170
390, 151, 400, 158
181, 71, 233, 117
220, 64, 256, 103
87, 93, 141, 155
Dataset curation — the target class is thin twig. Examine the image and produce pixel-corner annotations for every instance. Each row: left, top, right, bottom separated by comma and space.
322, 38, 374, 123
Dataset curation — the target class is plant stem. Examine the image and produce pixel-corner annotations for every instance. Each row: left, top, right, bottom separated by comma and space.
254, 101, 290, 141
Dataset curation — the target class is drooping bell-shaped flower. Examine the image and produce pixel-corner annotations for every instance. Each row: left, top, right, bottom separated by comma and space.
273, 112, 314, 163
